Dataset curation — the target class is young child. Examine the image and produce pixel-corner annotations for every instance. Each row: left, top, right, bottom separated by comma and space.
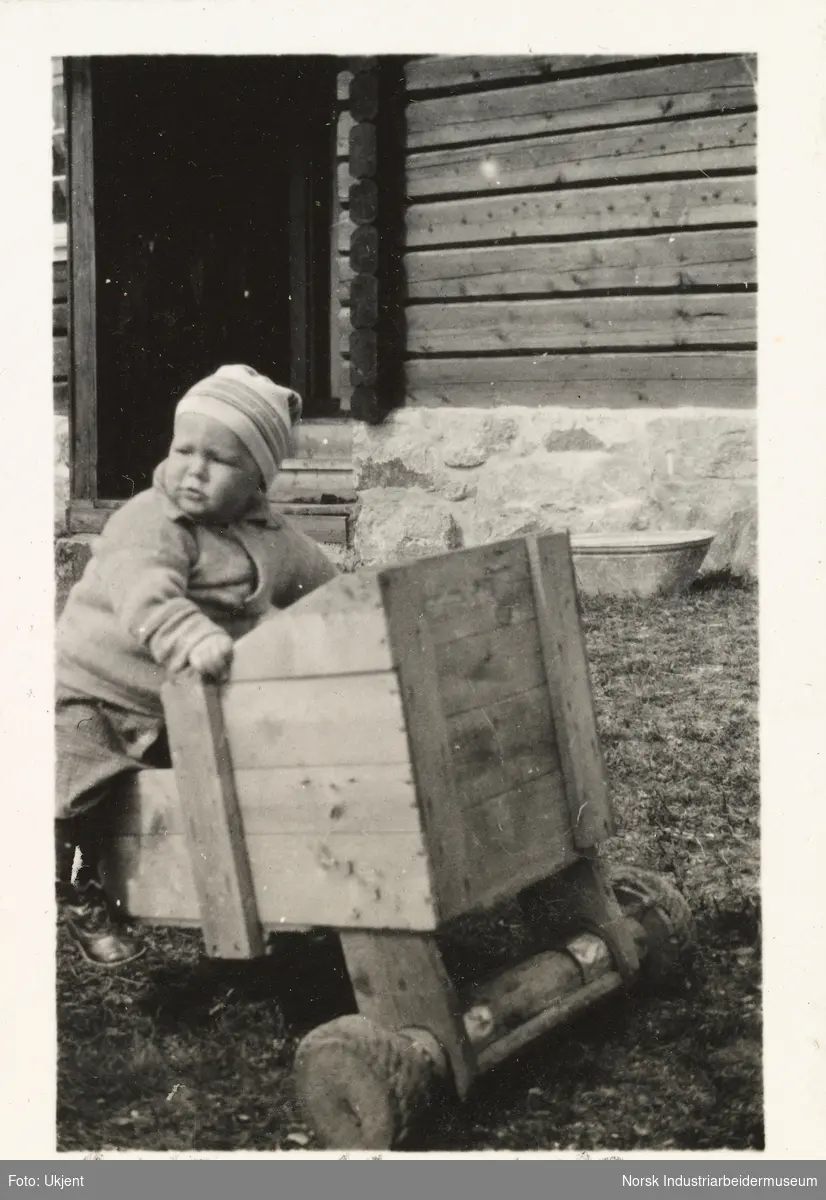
55, 364, 338, 966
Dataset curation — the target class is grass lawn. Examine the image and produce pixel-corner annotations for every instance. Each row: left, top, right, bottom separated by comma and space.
57, 580, 761, 1153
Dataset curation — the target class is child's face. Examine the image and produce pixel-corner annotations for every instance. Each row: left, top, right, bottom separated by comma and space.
167, 413, 263, 521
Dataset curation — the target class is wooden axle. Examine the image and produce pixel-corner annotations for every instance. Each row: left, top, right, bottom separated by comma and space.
401, 921, 646, 1080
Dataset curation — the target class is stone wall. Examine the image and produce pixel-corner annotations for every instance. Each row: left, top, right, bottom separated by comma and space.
54, 404, 757, 613
351, 406, 757, 576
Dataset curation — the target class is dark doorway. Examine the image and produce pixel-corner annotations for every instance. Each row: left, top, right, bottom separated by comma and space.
90, 56, 336, 499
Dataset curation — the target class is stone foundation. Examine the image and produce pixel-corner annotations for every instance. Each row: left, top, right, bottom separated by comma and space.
351, 406, 757, 575
54, 404, 757, 608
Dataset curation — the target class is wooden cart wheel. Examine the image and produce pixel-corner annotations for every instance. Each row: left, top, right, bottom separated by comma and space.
293, 1014, 440, 1150
606, 865, 696, 981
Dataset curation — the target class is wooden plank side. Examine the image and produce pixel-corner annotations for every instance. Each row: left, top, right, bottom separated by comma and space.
527, 534, 612, 847
405, 55, 642, 93
404, 351, 757, 408
403, 229, 756, 298
221, 673, 411, 769
447, 687, 562, 809
161, 674, 265, 959
411, 538, 533, 644
435, 619, 545, 717
91, 764, 423, 837
379, 563, 473, 921
230, 610, 392, 680
403, 113, 756, 199
98, 831, 437, 930
425, 564, 536, 643
342, 176, 757, 252
461, 774, 577, 911
230, 569, 389, 680
405, 293, 756, 354
406, 57, 756, 148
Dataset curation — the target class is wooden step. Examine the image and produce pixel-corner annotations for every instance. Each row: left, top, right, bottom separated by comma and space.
270, 460, 357, 504
293, 419, 353, 461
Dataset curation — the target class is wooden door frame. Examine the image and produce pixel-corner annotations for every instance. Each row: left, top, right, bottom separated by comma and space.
66, 55, 338, 530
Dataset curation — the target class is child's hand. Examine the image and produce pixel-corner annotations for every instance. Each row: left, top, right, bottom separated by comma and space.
188, 632, 234, 680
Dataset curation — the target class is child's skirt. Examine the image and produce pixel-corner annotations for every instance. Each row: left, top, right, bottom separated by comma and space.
55, 686, 168, 819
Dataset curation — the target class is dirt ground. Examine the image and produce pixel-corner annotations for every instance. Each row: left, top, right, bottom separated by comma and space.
57, 579, 761, 1152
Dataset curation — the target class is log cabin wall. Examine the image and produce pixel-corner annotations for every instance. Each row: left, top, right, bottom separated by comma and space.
339, 55, 758, 574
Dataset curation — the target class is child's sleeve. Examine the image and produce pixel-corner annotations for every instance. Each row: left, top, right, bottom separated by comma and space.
93, 500, 227, 672
273, 521, 339, 608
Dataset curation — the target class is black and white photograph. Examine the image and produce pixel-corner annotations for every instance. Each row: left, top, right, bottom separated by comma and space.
1, 1, 823, 1166
47, 48, 764, 1154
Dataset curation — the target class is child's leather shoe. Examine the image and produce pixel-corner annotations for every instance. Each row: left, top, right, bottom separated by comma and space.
59, 880, 145, 967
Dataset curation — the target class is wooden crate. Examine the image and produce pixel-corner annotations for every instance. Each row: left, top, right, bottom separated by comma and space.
97, 532, 611, 945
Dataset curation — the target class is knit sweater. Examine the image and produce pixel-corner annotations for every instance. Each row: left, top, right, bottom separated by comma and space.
57, 462, 338, 716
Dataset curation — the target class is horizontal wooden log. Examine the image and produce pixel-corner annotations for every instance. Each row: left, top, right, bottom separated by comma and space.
350, 224, 378, 273
406, 294, 756, 353
448, 686, 561, 808
462, 940, 604, 1051
338, 176, 756, 251
405, 55, 643, 94
475, 971, 623, 1072
222, 672, 410, 770
89, 766, 422, 837
350, 385, 386, 425
349, 122, 377, 178
98, 829, 437, 930
404, 351, 756, 408
406, 57, 756, 149
53, 335, 67, 379
403, 113, 756, 200
435, 619, 545, 717
349, 328, 377, 385
350, 70, 379, 121
54, 380, 68, 413
350, 273, 378, 328
399, 229, 756, 299
53, 301, 68, 335
349, 177, 378, 225
339, 112, 756, 202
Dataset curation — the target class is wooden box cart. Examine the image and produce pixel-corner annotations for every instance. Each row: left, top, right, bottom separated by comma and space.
94, 532, 694, 1149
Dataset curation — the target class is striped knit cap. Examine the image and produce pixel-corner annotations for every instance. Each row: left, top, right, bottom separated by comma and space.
176, 365, 302, 488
